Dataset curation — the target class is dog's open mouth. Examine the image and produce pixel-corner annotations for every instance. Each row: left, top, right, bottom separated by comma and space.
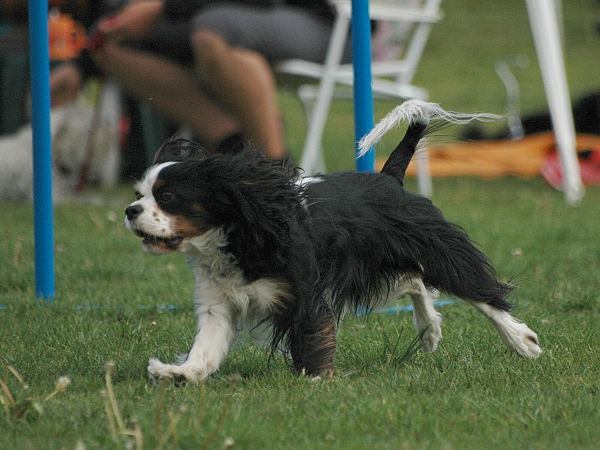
134, 229, 183, 253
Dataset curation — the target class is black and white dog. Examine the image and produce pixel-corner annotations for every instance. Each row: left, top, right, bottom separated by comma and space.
125, 100, 541, 383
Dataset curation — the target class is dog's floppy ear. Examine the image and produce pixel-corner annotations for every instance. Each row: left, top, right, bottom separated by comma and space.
152, 134, 209, 165
226, 154, 301, 278
184, 150, 300, 278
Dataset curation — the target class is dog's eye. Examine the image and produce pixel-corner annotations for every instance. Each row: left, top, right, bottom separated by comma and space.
134, 191, 142, 200
159, 191, 175, 203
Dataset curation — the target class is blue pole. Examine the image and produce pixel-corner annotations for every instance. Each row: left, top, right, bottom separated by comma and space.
28, 0, 55, 299
351, 0, 375, 173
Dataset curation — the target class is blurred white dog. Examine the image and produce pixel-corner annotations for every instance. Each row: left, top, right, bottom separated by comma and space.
0, 91, 120, 202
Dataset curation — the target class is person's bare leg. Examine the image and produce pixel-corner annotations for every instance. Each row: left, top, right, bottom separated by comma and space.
191, 31, 285, 159
93, 43, 240, 149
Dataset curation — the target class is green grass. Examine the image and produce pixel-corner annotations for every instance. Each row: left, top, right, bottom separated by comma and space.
2, 180, 599, 449
2, 0, 600, 448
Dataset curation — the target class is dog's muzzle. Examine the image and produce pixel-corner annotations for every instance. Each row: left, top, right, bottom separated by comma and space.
125, 204, 184, 254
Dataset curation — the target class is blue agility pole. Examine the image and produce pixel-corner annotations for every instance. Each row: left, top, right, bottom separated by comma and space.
351, 0, 375, 173
28, 0, 55, 299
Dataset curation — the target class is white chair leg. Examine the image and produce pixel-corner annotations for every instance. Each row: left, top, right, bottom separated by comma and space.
299, 16, 350, 175
298, 85, 326, 173
525, 0, 584, 205
416, 147, 433, 197
398, 0, 443, 85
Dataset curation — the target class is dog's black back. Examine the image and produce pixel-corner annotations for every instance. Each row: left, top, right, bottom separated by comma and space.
302, 123, 512, 317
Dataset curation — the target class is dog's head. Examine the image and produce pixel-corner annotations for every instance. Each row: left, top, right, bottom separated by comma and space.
124, 137, 212, 254
125, 137, 301, 268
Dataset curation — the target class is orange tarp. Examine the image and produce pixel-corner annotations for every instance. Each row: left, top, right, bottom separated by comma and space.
375, 132, 600, 178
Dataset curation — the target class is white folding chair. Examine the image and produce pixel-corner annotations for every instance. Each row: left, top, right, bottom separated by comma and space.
276, 0, 443, 196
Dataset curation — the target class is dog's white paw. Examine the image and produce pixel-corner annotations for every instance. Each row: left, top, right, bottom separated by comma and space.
511, 327, 542, 358
488, 314, 542, 359
147, 357, 208, 384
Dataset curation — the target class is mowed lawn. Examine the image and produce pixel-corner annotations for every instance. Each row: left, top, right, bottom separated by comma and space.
2, 1, 600, 449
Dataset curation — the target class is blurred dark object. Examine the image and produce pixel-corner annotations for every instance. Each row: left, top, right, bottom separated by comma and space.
121, 98, 177, 180
0, 0, 28, 24
515, 92, 600, 136
0, 24, 28, 134
463, 91, 600, 141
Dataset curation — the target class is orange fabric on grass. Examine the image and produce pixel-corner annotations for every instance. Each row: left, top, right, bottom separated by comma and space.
375, 132, 600, 178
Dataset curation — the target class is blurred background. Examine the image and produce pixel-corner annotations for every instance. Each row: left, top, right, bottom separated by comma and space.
0, 0, 598, 184
283, 0, 600, 172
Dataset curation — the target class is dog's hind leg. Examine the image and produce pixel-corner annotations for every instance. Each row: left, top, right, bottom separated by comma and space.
467, 301, 541, 358
289, 306, 337, 378
403, 277, 442, 352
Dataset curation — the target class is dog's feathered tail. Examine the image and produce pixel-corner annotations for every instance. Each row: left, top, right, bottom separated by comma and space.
358, 100, 500, 185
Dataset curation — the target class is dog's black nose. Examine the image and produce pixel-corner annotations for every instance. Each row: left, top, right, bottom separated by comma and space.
125, 205, 144, 221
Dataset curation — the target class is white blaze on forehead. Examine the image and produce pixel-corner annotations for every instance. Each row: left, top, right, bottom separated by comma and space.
127, 161, 178, 239
135, 162, 177, 196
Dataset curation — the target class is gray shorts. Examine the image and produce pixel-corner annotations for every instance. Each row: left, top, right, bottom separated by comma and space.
192, 3, 352, 64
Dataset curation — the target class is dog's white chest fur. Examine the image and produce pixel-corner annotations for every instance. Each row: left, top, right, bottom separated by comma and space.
183, 228, 288, 320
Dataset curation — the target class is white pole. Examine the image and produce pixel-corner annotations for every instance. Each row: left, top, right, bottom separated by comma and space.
525, 0, 584, 205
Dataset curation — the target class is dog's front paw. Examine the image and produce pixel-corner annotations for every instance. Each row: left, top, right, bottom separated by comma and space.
147, 358, 208, 384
